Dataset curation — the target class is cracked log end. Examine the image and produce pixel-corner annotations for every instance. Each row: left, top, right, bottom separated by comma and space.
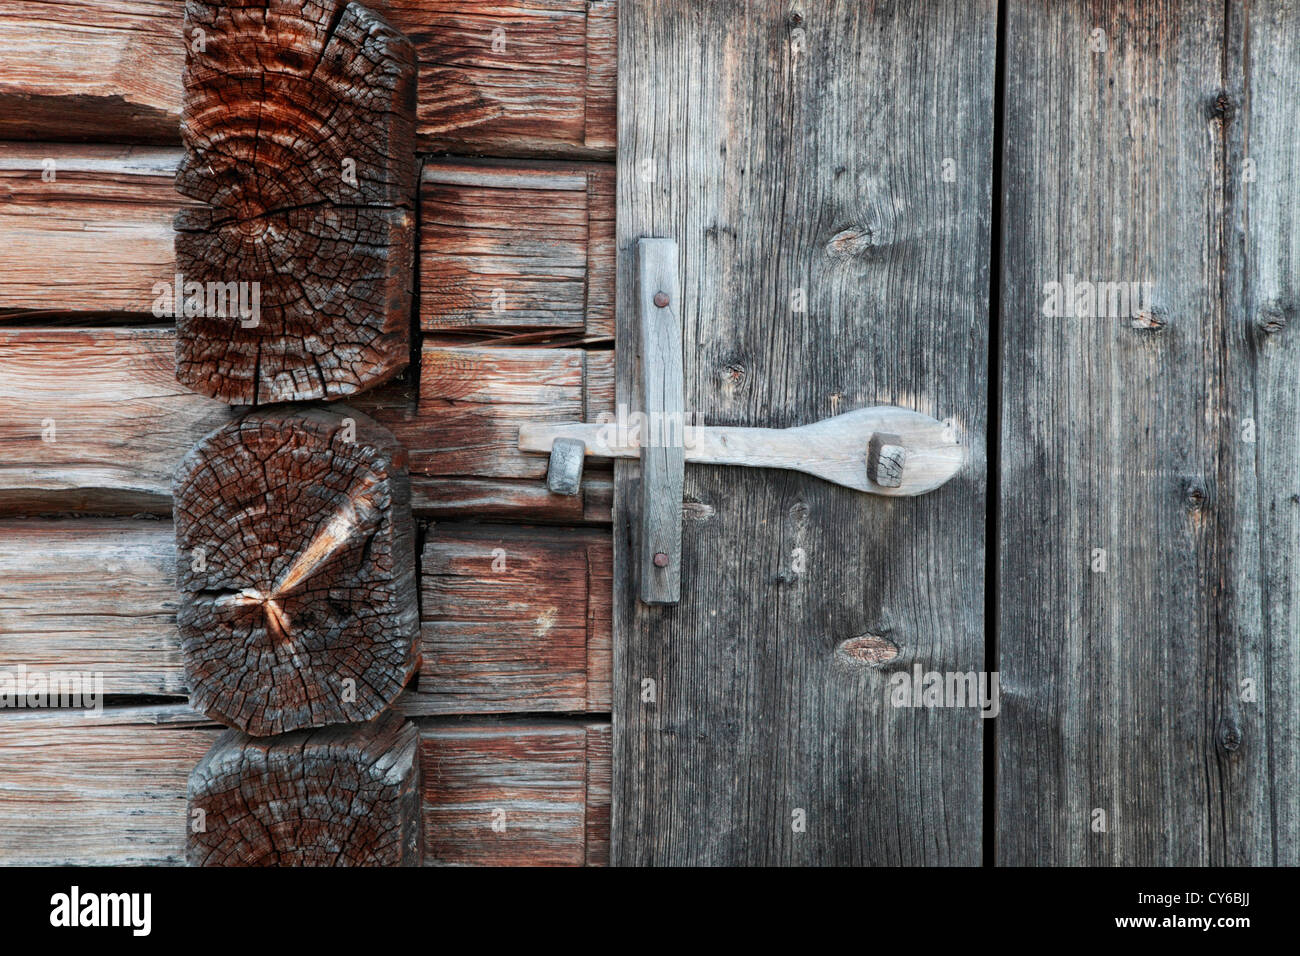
174, 406, 419, 736
187, 711, 421, 866
175, 0, 417, 404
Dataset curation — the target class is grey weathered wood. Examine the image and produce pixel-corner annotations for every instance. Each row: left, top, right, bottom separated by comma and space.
998, 0, 1299, 865
868, 432, 905, 488
635, 238, 684, 604
613, 0, 993, 864
1223, 0, 1300, 865
546, 437, 586, 496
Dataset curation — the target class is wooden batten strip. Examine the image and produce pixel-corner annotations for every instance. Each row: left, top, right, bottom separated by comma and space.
0, 0, 616, 157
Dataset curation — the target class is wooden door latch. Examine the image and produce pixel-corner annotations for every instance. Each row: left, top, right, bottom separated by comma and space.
518, 238, 966, 604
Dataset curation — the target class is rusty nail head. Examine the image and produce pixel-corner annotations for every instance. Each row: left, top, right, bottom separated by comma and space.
653, 292, 669, 308
653, 551, 670, 568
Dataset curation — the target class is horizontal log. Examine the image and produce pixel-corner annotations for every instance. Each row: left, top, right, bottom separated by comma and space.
0, 327, 231, 513
409, 524, 611, 714
421, 160, 613, 342
0, 518, 612, 709
0, 0, 616, 157
422, 719, 609, 865
0, 147, 615, 344
0, 705, 609, 865
0, 328, 614, 521
396, 344, 613, 480
0, 519, 183, 695
0, 145, 197, 318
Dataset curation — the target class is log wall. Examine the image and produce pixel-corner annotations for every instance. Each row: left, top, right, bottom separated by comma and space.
0, 0, 617, 866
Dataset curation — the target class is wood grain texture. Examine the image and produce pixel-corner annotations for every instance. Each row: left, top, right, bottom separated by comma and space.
0, 145, 198, 318
0, 327, 231, 513
420, 160, 614, 342
0, 706, 609, 865
188, 711, 422, 866
0, 519, 183, 695
395, 344, 613, 482
0, 518, 611, 711
0, 148, 615, 343
0, 0, 616, 158
174, 0, 417, 405
614, 0, 994, 864
421, 720, 609, 865
174, 407, 419, 735
998, 0, 1300, 866
0, 328, 613, 521
0, 705, 221, 866
1225, 0, 1300, 866
407, 523, 612, 714
634, 238, 684, 603
0, 0, 183, 144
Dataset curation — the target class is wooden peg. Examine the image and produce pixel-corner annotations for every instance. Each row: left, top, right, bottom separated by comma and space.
868, 432, 907, 488
546, 437, 586, 495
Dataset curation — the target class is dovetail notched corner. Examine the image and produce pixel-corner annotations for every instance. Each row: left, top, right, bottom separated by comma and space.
174, 0, 419, 406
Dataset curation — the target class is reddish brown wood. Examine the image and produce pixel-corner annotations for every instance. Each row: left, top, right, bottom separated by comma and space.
421, 721, 609, 866
188, 710, 421, 866
419, 161, 614, 341
0, 705, 608, 866
174, 0, 417, 404
407, 524, 611, 714
0, 0, 616, 157
174, 407, 419, 735
0, 328, 614, 521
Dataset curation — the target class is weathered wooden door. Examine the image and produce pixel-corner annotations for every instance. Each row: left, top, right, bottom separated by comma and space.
613, 0, 996, 864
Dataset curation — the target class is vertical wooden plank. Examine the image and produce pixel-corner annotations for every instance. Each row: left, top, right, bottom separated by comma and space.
997, 0, 1297, 864
614, 0, 995, 864
1220, 0, 1300, 865
635, 239, 684, 604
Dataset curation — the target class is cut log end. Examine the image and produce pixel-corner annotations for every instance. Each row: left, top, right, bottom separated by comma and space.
174, 406, 419, 736
187, 711, 421, 866
175, 0, 418, 405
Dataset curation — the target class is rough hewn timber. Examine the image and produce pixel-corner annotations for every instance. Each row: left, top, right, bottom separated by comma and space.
420, 160, 614, 342
0, 0, 616, 157
187, 711, 422, 866
174, 407, 419, 735
408, 524, 612, 714
0, 328, 613, 521
614, 0, 994, 864
0, 518, 612, 711
1, 148, 615, 338
422, 720, 610, 865
0, 328, 232, 513
0, 706, 609, 866
174, 0, 417, 404
0, 145, 198, 318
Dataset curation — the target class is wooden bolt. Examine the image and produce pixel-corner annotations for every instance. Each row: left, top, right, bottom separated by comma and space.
546, 437, 586, 496
187, 711, 421, 866
868, 432, 907, 488
174, 406, 419, 736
